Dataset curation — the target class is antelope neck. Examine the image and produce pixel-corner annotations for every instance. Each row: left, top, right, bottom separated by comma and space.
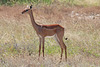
29, 10, 39, 32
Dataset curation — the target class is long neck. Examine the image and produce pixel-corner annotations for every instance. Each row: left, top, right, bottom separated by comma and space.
29, 10, 39, 32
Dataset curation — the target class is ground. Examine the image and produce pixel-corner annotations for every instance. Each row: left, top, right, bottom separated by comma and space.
0, 5, 100, 67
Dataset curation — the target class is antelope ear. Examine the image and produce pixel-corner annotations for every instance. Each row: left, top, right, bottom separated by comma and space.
30, 5, 32, 9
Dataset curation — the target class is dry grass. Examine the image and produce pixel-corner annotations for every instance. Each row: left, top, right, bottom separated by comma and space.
0, 5, 100, 67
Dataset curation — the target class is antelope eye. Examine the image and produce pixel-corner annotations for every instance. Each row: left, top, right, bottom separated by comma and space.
26, 9, 28, 11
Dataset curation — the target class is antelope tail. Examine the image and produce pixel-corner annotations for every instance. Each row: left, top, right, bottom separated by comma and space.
64, 37, 68, 40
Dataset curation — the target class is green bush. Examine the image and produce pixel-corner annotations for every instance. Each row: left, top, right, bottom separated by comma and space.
0, 0, 53, 5
0, 0, 100, 6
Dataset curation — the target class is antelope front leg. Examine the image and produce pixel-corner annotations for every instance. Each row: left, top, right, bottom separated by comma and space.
39, 37, 42, 57
42, 37, 45, 57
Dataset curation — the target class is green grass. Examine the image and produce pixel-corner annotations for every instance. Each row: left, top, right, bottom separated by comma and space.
45, 45, 60, 55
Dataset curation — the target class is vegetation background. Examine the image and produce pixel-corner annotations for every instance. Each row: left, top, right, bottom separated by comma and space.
0, 0, 100, 6
0, 0, 100, 67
